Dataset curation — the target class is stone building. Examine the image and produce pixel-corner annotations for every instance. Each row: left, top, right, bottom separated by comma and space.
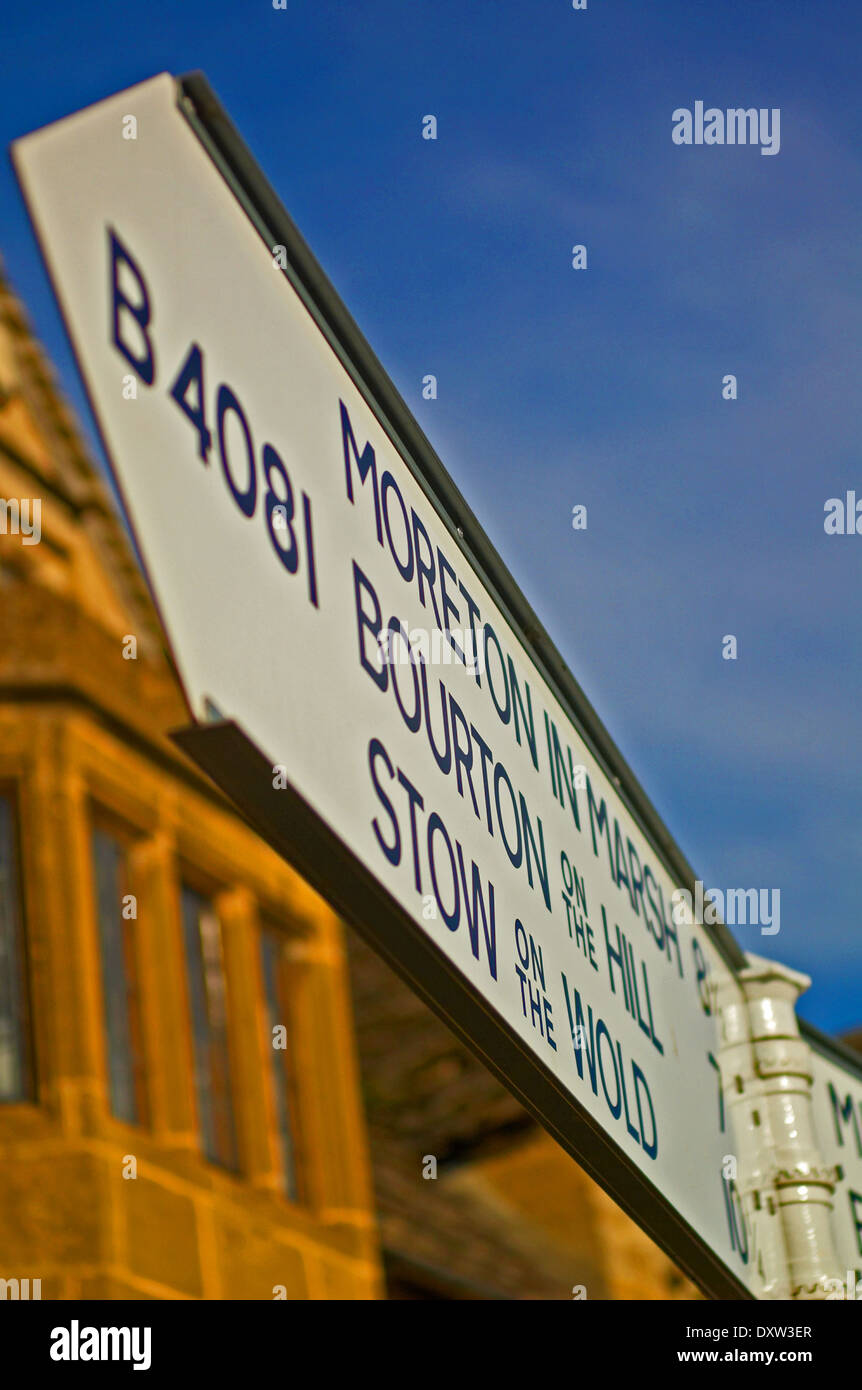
0, 254, 699, 1300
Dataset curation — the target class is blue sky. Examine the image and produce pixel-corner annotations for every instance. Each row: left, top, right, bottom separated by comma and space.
2, 0, 861, 1032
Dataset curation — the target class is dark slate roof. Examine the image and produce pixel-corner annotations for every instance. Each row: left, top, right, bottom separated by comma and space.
346, 931, 610, 1299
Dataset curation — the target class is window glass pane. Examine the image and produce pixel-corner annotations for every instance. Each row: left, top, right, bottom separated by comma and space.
91, 826, 147, 1125
260, 928, 301, 1201
181, 886, 238, 1170
0, 795, 32, 1101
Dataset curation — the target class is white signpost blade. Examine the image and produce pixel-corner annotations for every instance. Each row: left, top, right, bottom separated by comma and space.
13, 72, 857, 1299
807, 1034, 862, 1291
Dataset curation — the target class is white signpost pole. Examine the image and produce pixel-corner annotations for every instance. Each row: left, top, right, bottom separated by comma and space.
715, 957, 844, 1299
10, 71, 860, 1300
